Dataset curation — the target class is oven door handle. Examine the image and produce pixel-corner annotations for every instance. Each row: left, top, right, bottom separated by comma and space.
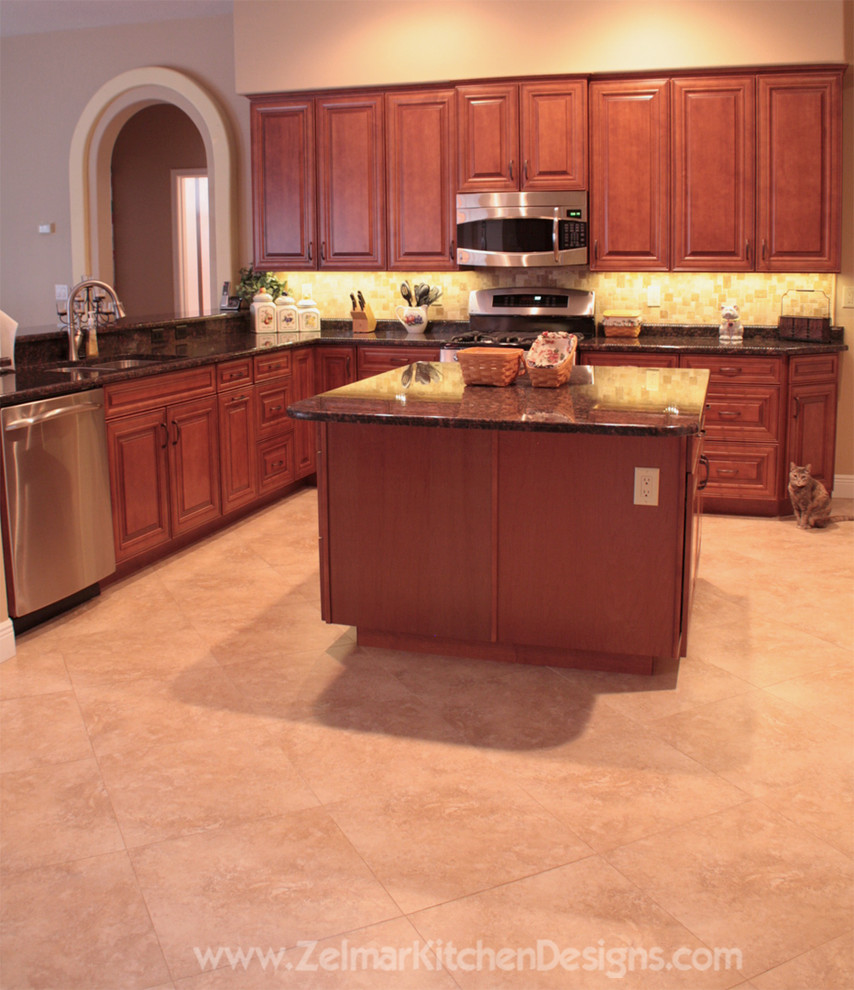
553, 209, 560, 263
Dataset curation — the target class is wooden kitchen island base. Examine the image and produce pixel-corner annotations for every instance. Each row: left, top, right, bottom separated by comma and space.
315, 414, 703, 674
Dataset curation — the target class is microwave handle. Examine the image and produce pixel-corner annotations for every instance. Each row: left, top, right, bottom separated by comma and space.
553, 209, 560, 263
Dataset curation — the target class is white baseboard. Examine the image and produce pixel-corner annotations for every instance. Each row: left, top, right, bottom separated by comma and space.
0, 618, 16, 662
834, 474, 854, 499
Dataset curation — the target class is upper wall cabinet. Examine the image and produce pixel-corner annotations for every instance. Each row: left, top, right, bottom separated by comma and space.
250, 94, 385, 271
386, 89, 457, 270
672, 76, 755, 271
456, 80, 587, 193
316, 94, 386, 269
589, 78, 670, 271
757, 70, 842, 272
251, 98, 316, 269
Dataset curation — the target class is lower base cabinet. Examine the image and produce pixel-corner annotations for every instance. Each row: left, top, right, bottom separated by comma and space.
580, 347, 840, 514
106, 372, 221, 563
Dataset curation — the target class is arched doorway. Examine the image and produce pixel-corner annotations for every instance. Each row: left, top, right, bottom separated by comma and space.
111, 104, 208, 315
69, 67, 235, 314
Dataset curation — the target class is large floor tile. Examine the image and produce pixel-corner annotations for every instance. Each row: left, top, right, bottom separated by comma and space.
410, 855, 740, 988
0, 757, 124, 874
0, 851, 170, 989
607, 800, 854, 979
0, 690, 92, 773
130, 808, 401, 981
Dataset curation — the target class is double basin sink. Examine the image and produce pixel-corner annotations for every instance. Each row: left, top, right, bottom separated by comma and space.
46, 355, 177, 379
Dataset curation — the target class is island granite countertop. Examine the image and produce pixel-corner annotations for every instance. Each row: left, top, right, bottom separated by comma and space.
288, 361, 711, 436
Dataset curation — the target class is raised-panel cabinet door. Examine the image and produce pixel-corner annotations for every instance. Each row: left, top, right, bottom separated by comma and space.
757, 71, 843, 272
167, 395, 221, 537
106, 409, 171, 562
520, 80, 587, 190
218, 388, 257, 513
672, 76, 755, 271
316, 346, 357, 393
386, 89, 457, 269
292, 348, 317, 478
456, 83, 519, 192
787, 380, 838, 490
250, 98, 316, 269
316, 95, 385, 269
589, 79, 670, 271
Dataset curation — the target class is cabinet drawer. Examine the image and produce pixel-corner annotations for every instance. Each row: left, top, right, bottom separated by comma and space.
578, 349, 679, 368
704, 386, 782, 442
257, 433, 295, 493
105, 366, 216, 418
357, 346, 440, 378
217, 359, 253, 390
702, 441, 779, 499
255, 350, 292, 381
255, 380, 293, 437
788, 352, 838, 383
680, 354, 783, 384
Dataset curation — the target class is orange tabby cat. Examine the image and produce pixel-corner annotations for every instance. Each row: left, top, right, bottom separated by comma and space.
788, 463, 854, 529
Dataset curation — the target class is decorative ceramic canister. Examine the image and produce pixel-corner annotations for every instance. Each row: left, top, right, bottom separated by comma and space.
275, 291, 298, 332
297, 284, 321, 332
250, 289, 276, 334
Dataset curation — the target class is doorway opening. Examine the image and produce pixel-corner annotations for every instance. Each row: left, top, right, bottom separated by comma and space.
173, 170, 211, 313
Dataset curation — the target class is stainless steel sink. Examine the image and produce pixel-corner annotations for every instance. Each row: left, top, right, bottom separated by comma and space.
46, 355, 174, 375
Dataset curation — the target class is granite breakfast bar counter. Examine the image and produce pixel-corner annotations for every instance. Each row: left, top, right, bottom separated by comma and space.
289, 361, 711, 674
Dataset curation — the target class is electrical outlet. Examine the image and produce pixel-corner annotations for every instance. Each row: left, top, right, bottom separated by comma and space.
634, 467, 660, 506
843, 286, 854, 309
647, 284, 661, 307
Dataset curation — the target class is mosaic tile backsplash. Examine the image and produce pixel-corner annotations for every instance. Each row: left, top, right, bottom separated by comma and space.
276, 270, 837, 326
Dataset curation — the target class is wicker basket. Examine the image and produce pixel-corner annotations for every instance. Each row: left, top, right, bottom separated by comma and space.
525, 333, 577, 388
603, 310, 642, 337
456, 347, 525, 386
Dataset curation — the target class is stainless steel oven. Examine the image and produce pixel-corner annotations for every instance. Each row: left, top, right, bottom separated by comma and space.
456, 191, 588, 268
440, 286, 595, 361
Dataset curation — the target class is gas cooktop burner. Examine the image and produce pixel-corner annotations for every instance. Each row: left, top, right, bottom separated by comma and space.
446, 331, 532, 345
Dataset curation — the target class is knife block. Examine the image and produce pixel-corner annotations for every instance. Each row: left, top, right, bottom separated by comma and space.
351, 304, 376, 334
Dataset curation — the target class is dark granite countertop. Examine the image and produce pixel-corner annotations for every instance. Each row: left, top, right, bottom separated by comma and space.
1, 312, 843, 409
288, 362, 711, 436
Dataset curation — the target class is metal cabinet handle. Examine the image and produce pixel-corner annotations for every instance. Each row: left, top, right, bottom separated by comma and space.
308, 240, 313, 261
698, 454, 710, 490
746, 239, 751, 262
524, 160, 529, 181
718, 366, 742, 376
716, 467, 738, 476
321, 241, 326, 261
509, 159, 514, 180
792, 396, 800, 419
171, 420, 180, 446
717, 410, 742, 419
160, 422, 169, 449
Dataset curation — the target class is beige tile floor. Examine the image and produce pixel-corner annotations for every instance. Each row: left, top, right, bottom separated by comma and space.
1, 486, 852, 990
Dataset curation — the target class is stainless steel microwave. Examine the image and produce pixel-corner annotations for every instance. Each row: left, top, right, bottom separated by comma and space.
455, 190, 588, 268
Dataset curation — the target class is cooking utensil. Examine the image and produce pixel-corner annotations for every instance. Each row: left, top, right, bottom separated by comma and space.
400, 281, 413, 304
350, 292, 357, 311
427, 286, 442, 305
414, 283, 429, 306
357, 291, 365, 310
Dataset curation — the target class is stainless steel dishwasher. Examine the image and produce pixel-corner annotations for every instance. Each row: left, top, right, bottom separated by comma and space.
1, 388, 116, 625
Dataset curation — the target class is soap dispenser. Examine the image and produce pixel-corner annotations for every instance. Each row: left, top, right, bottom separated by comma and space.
250, 289, 276, 334
297, 284, 321, 333
275, 290, 299, 332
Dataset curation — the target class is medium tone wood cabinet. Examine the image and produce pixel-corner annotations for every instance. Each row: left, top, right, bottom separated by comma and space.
786, 353, 839, 489
757, 71, 842, 272
386, 89, 457, 270
316, 345, 358, 392
456, 80, 587, 192
316, 93, 386, 269
672, 75, 755, 271
250, 93, 385, 271
589, 78, 671, 271
292, 348, 317, 479
580, 347, 840, 514
217, 358, 257, 514
106, 368, 221, 563
250, 98, 316, 270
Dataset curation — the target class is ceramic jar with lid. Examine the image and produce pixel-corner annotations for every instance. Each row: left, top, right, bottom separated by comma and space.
297, 284, 321, 332
250, 290, 276, 334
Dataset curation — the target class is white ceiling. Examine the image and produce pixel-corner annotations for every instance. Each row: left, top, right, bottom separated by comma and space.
0, 0, 233, 37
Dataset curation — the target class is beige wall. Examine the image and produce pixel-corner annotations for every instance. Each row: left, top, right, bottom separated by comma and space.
0, 12, 250, 326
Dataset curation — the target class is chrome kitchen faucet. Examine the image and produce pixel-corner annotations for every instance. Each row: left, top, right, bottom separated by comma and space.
63, 279, 125, 361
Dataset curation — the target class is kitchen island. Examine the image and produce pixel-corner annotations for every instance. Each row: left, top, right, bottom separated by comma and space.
289, 361, 710, 674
